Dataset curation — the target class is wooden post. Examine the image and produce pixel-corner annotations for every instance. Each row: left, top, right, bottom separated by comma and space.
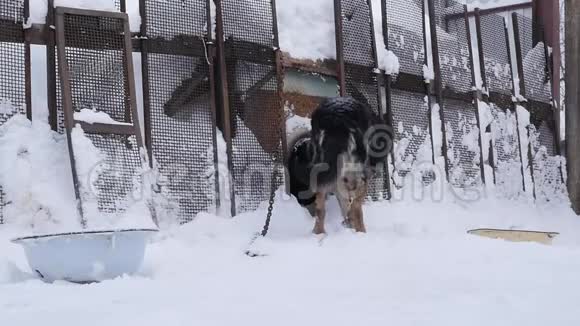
565, 0, 580, 214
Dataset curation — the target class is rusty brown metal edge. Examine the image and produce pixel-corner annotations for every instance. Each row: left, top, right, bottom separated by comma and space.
72, 121, 137, 135
272, 0, 287, 170
422, 0, 437, 167
366, 0, 391, 200
214, 0, 236, 217
463, 5, 486, 185
511, 12, 537, 199
138, 0, 153, 165
208, 42, 221, 211
381, 0, 398, 192
206, 0, 220, 214
122, 10, 143, 148
46, 0, 58, 131
474, 7, 496, 184
55, 9, 86, 227
24, 0, 32, 120
54, 6, 128, 19
333, 0, 346, 96
474, 9, 488, 93
502, 12, 527, 193
427, 0, 450, 182
445, 1, 532, 21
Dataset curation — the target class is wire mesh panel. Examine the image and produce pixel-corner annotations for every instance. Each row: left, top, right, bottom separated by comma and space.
511, 11, 563, 201
436, 11, 482, 188
142, 0, 218, 223
0, 0, 28, 224
478, 12, 523, 196
217, 0, 284, 215
528, 119, 565, 202
514, 11, 551, 103
336, 0, 389, 200
383, 0, 433, 190
49, 1, 122, 134
55, 7, 151, 225
384, 0, 425, 77
479, 13, 512, 94
489, 102, 523, 197
390, 90, 433, 188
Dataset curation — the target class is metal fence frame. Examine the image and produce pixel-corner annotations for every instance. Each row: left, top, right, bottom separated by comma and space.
0, 0, 570, 227
0, 0, 31, 224
334, 0, 391, 200
54, 6, 147, 226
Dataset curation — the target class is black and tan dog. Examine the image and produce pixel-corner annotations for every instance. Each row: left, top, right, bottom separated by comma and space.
286, 97, 392, 234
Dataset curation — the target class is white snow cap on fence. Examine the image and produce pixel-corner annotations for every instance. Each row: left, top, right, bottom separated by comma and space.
379, 50, 400, 75
423, 64, 435, 82
74, 109, 132, 126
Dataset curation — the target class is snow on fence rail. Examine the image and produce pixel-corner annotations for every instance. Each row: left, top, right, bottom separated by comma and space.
0, 0, 565, 227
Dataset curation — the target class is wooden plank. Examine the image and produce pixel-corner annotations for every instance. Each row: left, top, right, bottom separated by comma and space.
467, 228, 559, 245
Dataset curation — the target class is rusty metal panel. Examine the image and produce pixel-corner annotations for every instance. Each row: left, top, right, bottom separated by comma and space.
0, 0, 29, 224
436, 8, 483, 188
512, 11, 564, 202
479, 13, 513, 95
514, 11, 551, 104
48, 0, 123, 134
383, 0, 434, 190
390, 90, 433, 189
141, 0, 218, 223
216, 0, 284, 215
478, 12, 524, 197
384, 0, 425, 77
335, 0, 389, 200
55, 7, 151, 226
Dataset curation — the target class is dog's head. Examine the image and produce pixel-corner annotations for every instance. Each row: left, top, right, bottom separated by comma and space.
336, 135, 371, 206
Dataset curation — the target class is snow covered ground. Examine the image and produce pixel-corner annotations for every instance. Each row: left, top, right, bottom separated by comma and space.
2, 185, 580, 325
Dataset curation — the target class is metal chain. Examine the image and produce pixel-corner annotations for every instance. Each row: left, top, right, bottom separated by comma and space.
258, 50, 285, 238
260, 160, 279, 237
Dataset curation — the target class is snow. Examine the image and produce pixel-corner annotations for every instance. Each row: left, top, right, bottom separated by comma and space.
0, 115, 78, 231
3, 1, 579, 322
379, 50, 400, 75
0, 98, 16, 116
3, 182, 580, 324
276, 0, 336, 60
423, 64, 434, 82
0, 116, 155, 233
516, 105, 534, 193
214, 129, 231, 218
74, 109, 132, 126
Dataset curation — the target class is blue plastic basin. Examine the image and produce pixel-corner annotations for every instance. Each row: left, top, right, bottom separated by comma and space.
11, 228, 158, 283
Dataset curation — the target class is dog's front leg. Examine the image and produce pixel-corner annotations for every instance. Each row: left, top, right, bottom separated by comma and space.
350, 185, 368, 233
313, 191, 327, 234
350, 201, 366, 233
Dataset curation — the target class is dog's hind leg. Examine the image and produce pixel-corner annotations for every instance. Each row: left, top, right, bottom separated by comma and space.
313, 191, 327, 234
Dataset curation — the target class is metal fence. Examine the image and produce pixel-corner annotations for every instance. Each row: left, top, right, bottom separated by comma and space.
436, 5, 484, 188
383, 0, 435, 190
140, 0, 218, 223
54, 7, 150, 226
512, 10, 565, 201
0, 0, 567, 226
215, 0, 284, 215
0, 0, 29, 224
335, 0, 390, 200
